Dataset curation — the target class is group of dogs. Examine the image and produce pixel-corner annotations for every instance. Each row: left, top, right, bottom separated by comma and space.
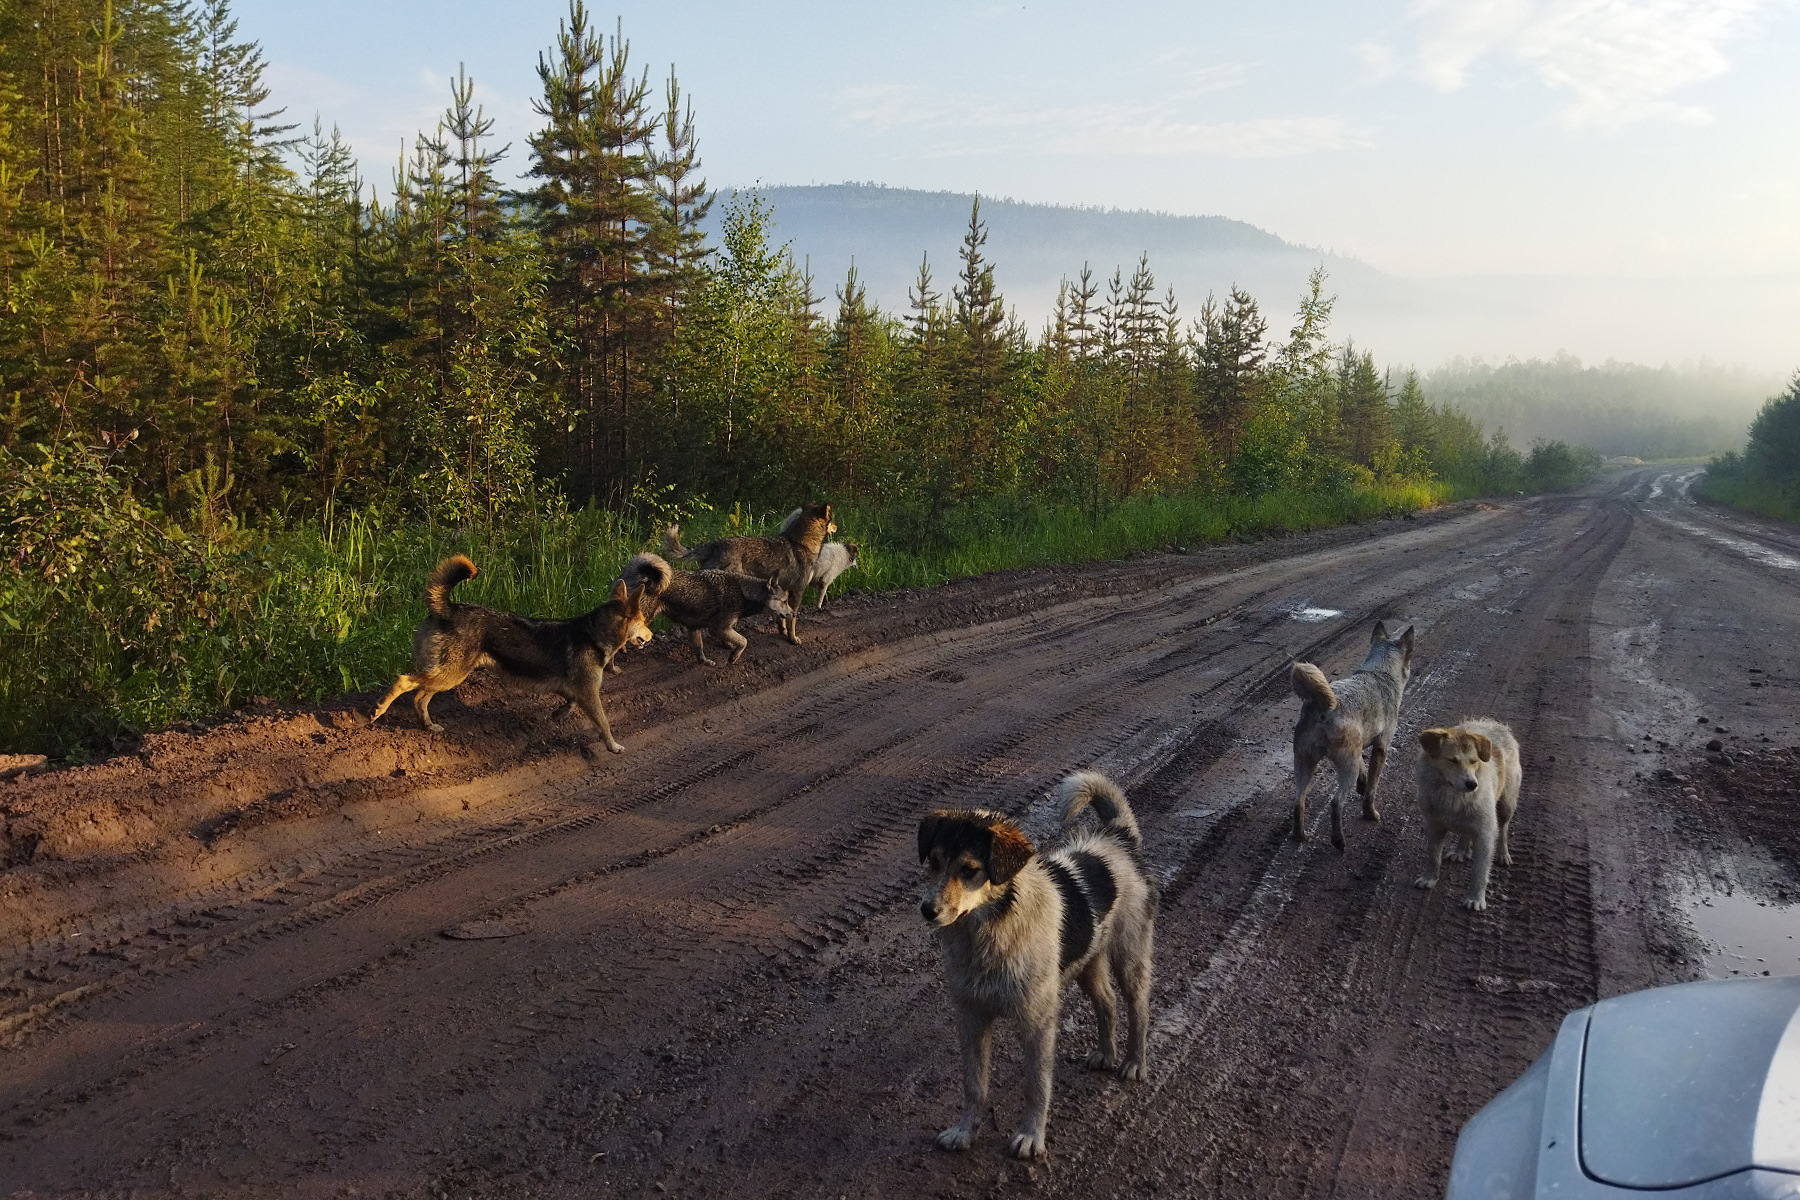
369, 507, 1524, 1162
369, 501, 857, 751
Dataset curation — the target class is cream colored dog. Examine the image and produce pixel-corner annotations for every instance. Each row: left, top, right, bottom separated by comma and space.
1412, 719, 1522, 911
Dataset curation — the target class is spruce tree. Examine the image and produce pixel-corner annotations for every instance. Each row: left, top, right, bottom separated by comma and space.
949, 197, 1007, 495
1193, 285, 1268, 466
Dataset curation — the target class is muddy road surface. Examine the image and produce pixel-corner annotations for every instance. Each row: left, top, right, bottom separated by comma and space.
4, 467, 1798, 1199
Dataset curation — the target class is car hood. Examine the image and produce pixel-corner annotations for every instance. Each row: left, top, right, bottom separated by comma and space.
1581, 977, 1800, 1189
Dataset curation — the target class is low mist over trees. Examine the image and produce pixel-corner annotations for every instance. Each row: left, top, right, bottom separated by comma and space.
1421, 356, 1778, 461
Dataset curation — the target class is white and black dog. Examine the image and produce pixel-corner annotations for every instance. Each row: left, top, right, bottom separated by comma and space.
917, 772, 1156, 1160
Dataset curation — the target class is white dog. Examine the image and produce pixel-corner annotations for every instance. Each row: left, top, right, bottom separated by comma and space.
808, 541, 859, 608
1412, 718, 1523, 911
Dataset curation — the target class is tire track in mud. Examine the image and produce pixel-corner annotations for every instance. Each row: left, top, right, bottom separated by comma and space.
1044, 496, 1635, 1198
621, 504, 1565, 1200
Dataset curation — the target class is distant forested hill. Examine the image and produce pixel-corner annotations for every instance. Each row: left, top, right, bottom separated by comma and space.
703, 183, 1378, 332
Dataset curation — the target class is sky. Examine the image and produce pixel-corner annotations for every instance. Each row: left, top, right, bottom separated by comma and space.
241, 0, 1800, 370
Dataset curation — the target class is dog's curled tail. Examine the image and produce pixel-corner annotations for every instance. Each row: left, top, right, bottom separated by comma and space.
623, 551, 674, 596
1291, 661, 1337, 711
663, 524, 695, 562
424, 555, 477, 617
1057, 770, 1141, 850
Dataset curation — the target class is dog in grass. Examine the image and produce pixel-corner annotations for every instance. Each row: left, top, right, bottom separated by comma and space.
618, 552, 793, 667
370, 556, 657, 753
1290, 621, 1416, 848
918, 771, 1156, 1160
1413, 719, 1522, 911
806, 540, 859, 608
664, 502, 834, 644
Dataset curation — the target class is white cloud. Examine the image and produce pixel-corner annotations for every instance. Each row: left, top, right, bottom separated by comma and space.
1354, 40, 1403, 81
1050, 114, 1360, 158
840, 67, 1357, 161
1409, 0, 1788, 127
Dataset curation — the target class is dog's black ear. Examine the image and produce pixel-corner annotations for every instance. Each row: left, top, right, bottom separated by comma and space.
918, 814, 945, 863
1470, 733, 1493, 763
1398, 626, 1415, 655
1418, 728, 1449, 757
1371, 620, 1390, 643
983, 823, 1035, 884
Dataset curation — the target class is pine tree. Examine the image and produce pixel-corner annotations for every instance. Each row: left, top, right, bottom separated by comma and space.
524, 2, 661, 500
1335, 346, 1393, 469
949, 197, 1008, 495
1193, 285, 1268, 465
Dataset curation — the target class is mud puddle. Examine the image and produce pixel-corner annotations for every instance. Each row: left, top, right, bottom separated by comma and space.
1680, 880, 1800, 979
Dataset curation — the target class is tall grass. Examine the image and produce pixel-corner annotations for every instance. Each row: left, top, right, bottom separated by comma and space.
1695, 474, 1800, 524
833, 480, 1448, 592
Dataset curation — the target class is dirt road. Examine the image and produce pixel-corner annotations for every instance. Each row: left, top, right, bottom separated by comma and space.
4, 467, 1798, 1199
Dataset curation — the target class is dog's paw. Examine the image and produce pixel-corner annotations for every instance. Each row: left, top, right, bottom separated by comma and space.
1007, 1131, 1047, 1160
935, 1127, 975, 1152
605, 741, 625, 755
426, 722, 446, 734
1117, 1058, 1147, 1083
1462, 895, 1488, 912
1446, 846, 1473, 864
1085, 1050, 1120, 1072
1362, 807, 1382, 824
1413, 876, 1437, 890
1498, 850, 1513, 867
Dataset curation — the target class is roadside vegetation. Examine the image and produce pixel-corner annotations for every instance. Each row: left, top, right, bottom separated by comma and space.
1700, 374, 1800, 523
0, 0, 1599, 758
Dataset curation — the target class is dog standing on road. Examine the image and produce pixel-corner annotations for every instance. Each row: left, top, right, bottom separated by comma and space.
1290, 621, 1416, 848
664, 502, 834, 644
918, 771, 1156, 1161
1413, 719, 1522, 911
370, 556, 657, 753
619, 552, 794, 667
807, 541, 859, 608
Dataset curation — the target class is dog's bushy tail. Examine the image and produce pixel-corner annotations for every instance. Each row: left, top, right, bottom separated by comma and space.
664, 524, 695, 562
623, 552, 674, 595
1291, 661, 1337, 711
1057, 770, 1141, 850
425, 555, 477, 617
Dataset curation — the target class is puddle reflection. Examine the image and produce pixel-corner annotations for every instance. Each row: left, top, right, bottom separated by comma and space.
1681, 884, 1800, 980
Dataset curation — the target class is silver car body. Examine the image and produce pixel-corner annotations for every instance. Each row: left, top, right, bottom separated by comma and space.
1449, 977, 1800, 1199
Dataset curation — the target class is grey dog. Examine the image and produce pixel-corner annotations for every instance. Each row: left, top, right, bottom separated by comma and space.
1290, 621, 1416, 848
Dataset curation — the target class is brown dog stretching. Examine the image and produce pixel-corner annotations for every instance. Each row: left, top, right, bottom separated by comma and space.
371, 556, 657, 753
